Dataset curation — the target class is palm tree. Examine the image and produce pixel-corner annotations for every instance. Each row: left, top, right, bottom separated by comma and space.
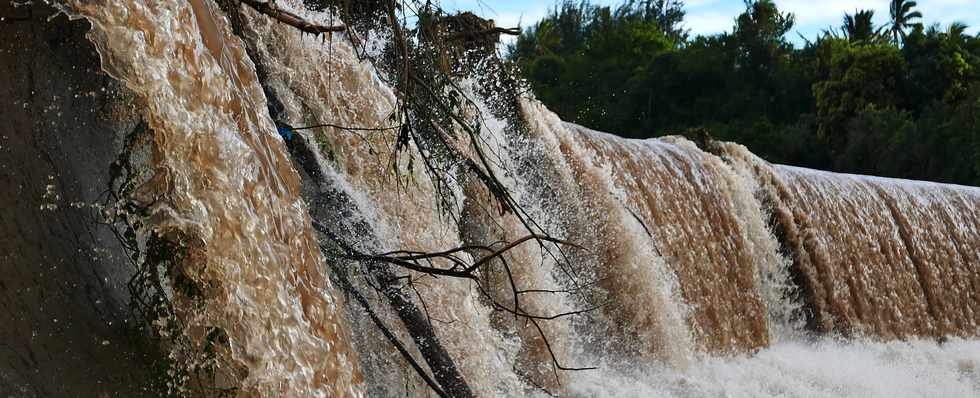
842, 9, 880, 43
947, 21, 969, 41
889, 0, 922, 45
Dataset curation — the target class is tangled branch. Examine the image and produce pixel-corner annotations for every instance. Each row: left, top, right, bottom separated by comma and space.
315, 219, 580, 280
239, 0, 599, 395
312, 218, 598, 378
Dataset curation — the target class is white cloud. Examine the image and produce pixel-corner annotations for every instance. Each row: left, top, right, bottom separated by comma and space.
778, 0, 883, 25
493, 7, 550, 29
684, 12, 737, 35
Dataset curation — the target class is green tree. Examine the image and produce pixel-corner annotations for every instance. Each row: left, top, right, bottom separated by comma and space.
889, 0, 922, 45
914, 84, 980, 184
510, 1, 675, 136
837, 106, 915, 176
902, 22, 980, 110
732, 0, 795, 79
813, 41, 906, 152
842, 10, 883, 43
946, 21, 969, 40
622, 0, 688, 42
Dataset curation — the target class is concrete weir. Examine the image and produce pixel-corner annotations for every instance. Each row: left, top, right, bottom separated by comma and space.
0, 2, 161, 396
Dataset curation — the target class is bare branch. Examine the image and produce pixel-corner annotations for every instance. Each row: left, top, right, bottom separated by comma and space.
324, 259, 449, 398
462, 234, 582, 274
238, 0, 346, 35
289, 122, 403, 133
449, 26, 521, 40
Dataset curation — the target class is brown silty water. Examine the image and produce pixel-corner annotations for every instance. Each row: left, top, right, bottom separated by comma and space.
715, 142, 980, 339
518, 101, 797, 359
238, 3, 536, 395
560, 125, 776, 353
59, 0, 980, 395
459, 192, 576, 390
67, 1, 363, 395
521, 101, 696, 363
775, 165, 980, 338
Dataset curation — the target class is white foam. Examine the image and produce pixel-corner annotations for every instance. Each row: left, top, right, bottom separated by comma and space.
567, 338, 980, 398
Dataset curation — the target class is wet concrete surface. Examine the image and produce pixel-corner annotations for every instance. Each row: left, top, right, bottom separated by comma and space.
0, 2, 161, 396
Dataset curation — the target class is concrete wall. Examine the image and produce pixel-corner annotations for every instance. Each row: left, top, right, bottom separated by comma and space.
0, 2, 161, 396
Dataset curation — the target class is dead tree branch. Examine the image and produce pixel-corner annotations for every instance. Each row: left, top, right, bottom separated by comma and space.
322, 254, 449, 398
449, 26, 521, 40
238, 0, 346, 35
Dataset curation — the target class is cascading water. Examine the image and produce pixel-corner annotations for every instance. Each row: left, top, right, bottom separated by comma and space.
12, 0, 979, 396
64, 1, 363, 395
774, 165, 980, 338
557, 124, 790, 353
716, 142, 980, 339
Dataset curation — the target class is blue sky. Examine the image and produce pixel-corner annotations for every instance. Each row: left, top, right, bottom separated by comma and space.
442, 0, 980, 45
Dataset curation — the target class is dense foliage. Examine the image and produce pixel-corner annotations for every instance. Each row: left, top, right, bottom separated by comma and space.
509, 0, 980, 186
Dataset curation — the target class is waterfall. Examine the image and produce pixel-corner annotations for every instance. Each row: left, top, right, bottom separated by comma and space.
65, 1, 363, 395
773, 166, 980, 338
9, 0, 978, 396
